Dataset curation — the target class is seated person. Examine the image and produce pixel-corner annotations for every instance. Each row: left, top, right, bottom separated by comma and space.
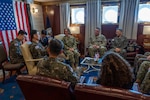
135, 61, 150, 94
39, 30, 48, 47
46, 27, 53, 42
62, 28, 80, 71
110, 28, 128, 58
36, 39, 78, 85
88, 27, 107, 57
29, 30, 47, 59
134, 52, 150, 75
97, 51, 133, 89
9, 30, 27, 64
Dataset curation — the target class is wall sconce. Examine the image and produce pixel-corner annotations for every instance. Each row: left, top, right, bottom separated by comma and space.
32, 8, 39, 13
69, 26, 80, 34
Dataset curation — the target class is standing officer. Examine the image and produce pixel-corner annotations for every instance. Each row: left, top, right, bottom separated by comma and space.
88, 27, 107, 57
9, 30, 27, 64
62, 28, 80, 71
111, 28, 128, 58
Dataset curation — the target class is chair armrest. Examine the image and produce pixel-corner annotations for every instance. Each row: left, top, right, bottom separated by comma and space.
26, 58, 43, 62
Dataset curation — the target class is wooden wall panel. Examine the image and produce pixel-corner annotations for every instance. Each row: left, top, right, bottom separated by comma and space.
102, 24, 118, 39
30, 4, 44, 32
42, 5, 60, 36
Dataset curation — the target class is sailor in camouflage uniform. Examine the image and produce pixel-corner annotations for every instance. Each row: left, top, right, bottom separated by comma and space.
135, 61, 150, 94
134, 52, 150, 75
88, 27, 107, 57
9, 30, 27, 64
111, 28, 128, 58
62, 28, 80, 71
29, 30, 47, 59
37, 39, 78, 84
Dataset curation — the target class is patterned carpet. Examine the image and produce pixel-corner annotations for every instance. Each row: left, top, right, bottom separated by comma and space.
0, 75, 25, 100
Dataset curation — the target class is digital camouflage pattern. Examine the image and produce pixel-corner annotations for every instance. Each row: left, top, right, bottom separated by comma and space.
62, 35, 80, 67
111, 35, 128, 57
9, 38, 24, 64
37, 57, 78, 84
134, 52, 150, 74
136, 61, 150, 94
29, 41, 47, 59
88, 34, 107, 57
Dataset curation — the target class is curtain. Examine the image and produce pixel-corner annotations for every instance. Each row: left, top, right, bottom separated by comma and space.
119, 0, 140, 39
85, 0, 101, 53
60, 3, 70, 34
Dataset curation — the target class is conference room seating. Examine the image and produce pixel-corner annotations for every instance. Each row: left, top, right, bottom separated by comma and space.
17, 75, 73, 100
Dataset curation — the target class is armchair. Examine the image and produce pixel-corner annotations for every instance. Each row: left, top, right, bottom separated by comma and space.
75, 83, 150, 100
16, 75, 72, 100
20, 42, 43, 75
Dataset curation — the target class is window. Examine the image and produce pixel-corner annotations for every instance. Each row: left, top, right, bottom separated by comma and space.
102, 6, 118, 24
71, 7, 85, 24
138, 4, 150, 22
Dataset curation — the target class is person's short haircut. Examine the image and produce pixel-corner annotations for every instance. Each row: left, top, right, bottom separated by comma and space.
64, 28, 71, 34
18, 30, 27, 35
96, 27, 101, 31
48, 39, 64, 56
41, 30, 47, 35
30, 30, 37, 41
116, 28, 123, 32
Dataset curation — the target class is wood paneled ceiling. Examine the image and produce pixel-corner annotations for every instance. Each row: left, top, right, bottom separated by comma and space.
34, 0, 120, 3
34, 0, 120, 5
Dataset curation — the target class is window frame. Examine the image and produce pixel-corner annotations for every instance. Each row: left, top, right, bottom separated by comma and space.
138, 3, 150, 24
70, 5, 86, 25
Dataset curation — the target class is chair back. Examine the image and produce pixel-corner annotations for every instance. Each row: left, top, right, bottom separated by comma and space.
17, 75, 72, 100
54, 34, 65, 40
21, 42, 37, 75
0, 42, 7, 64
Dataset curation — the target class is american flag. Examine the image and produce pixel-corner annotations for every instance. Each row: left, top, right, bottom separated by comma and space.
0, 0, 30, 55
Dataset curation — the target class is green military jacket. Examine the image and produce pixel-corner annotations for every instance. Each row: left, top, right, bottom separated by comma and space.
62, 35, 77, 50
9, 38, 24, 64
111, 35, 128, 49
29, 41, 47, 59
37, 57, 78, 84
89, 34, 107, 47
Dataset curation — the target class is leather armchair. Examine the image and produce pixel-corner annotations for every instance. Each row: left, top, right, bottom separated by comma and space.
16, 75, 72, 100
75, 83, 150, 100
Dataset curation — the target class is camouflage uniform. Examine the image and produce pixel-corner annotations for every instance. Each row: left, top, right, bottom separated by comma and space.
9, 38, 24, 64
39, 37, 48, 47
111, 36, 128, 58
62, 35, 80, 69
136, 61, 150, 94
88, 34, 107, 57
37, 57, 78, 84
29, 41, 47, 59
134, 52, 150, 75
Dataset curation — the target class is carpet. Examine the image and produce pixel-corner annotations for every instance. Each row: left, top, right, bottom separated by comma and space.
0, 70, 9, 79
0, 75, 25, 100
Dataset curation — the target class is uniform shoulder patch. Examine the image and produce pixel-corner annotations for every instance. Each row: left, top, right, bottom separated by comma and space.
35, 45, 39, 49
14, 43, 19, 46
